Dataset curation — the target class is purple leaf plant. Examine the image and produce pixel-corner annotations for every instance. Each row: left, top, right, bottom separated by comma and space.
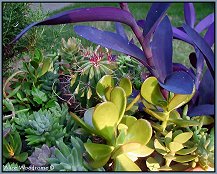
10, 3, 214, 116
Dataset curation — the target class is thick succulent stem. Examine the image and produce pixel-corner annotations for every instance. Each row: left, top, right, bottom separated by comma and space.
126, 93, 141, 111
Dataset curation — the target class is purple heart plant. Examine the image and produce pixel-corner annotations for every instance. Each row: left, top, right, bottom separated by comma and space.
11, 2, 214, 117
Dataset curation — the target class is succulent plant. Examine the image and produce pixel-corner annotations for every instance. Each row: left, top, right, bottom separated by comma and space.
24, 109, 66, 146
116, 55, 145, 90
3, 162, 20, 171
71, 75, 154, 171
47, 136, 104, 171
3, 130, 28, 163
69, 45, 116, 108
28, 144, 55, 168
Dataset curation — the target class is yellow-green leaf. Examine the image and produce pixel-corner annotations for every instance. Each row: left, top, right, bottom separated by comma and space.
141, 77, 166, 107
121, 115, 137, 128
168, 142, 184, 153
176, 146, 197, 155
173, 132, 193, 144
119, 78, 132, 97
114, 154, 141, 171
173, 155, 196, 163
146, 157, 160, 171
96, 75, 114, 99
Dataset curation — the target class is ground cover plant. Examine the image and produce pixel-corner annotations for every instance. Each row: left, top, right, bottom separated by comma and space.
3, 2, 214, 172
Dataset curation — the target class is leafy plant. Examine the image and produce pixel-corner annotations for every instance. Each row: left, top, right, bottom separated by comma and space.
28, 144, 55, 168
47, 136, 104, 171
3, 49, 59, 115
71, 75, 153, 171
3, 130, 28, 163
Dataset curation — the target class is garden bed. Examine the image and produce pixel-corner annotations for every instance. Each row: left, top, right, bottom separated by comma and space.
3, 2, 214, 172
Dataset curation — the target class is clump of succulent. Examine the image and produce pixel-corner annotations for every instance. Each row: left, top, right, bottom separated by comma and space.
71, 75, 154, 171
3, 162, 20, 171
28, 144, 55, 169
69, 45, 117, 108
116, 55, 145, 90
3, 49, 59, 115
146, 131, 197, 171
3, 130, 28, 163
47, 136, 104, 171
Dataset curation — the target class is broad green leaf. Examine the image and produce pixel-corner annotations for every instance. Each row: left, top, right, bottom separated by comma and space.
105, 86, 112, 101
84, 143, 113, 161
125, 119, 152, 145
31, 87, 47, 104
146, 157, 160, 171
141, 77, 166, 107
110, 87, 126, 123
170, 119, 200, 127
116, 126, 127, 145
84, 108, 94, 128
127, 144, 154, 158
176, 146, 197, 155
192, 116, 214, 125
119, 78, 132, 97
14, 152, 28, 162
121, 115, 137, 128
173, 155, 196, 163
168, 142, 183, 153
167, 86, 195, 111
38, 58, 52, 77
154, 139, 167, 155
93, 102, 119, 132
173, 132, 193, 144
112, 143, 141, 159
169, 110, 181, 119
96, 75, 114, 99
114, 154, 141, 171
89, 155, 111, 169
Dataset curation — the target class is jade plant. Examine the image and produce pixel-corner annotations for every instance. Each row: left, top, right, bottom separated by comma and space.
71, 75, 153, 171
3, 130, 28, 163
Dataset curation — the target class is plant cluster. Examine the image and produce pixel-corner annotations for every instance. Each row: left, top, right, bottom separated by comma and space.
3, 2, 214, 172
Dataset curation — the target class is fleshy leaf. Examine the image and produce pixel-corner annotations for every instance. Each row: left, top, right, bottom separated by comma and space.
84, 143, 113, 161
173, 132, 193, 144
195, 13, 214, 33
183, 24, 214, 78
93, 102, 119, 141
119, 78, 132, 97
167, 87, 195, 111
174, 155, 196, 163
74, 26, 147, 65
184, 3, 196, 28
188, 104, 214, 116
176, 146, 197, 155
121, 115, 137, 128
168, 142, 183, 153
170, 119, 200, 127
96, 75, 114, 99
141, 77, 166, 107
12, 7, 138, 43
114, 154, 141, 171
125, 119, 152, 145
191, 116, 214, 125
151, 15, 173, 82
154, 139, 167, 155
143, 3, 171, 39
110, 87, 126, 123
159, 71, 194, 94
